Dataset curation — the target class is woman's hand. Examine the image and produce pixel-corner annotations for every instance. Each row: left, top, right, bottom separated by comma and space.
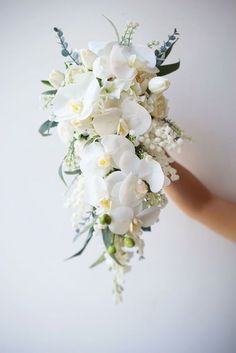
164, 161, 236, 242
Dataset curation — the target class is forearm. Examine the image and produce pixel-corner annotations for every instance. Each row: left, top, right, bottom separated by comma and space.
165, 161, 236, 241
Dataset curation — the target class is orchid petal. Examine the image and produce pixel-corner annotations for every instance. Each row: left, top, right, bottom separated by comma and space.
109, 206, 134, 235
143, 158, 165, 193
93, 108, 121, 136
121, 98, 151, 136
101, 135, 135, 167
136, 206, 161, 227
110, 44, 137, 81
119, 173, 144, 207
84, 176, 108, 206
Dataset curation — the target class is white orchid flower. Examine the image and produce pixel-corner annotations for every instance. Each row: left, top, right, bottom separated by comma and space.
80, 135, 134, 176
119, 151, 164, 193
52, 72, 100, 122
101, 134, 135, 167
89, 41, 158, 75
80, 141, 114, 177
93, 98, 151, 137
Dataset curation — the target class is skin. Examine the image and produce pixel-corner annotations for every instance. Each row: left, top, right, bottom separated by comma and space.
164, 161, 236, 242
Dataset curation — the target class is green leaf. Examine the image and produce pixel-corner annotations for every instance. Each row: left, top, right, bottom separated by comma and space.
64, 169, 81, 175
102, 228, 124, 267
41, 89, 57, 95
38, 120, 58, 136
84, 135, 100, 146
141, 226, 151, 232
41, 80, 53, 87
65, 227, 95, 261
58, 160, 67, 186
102, 14, 120, 42
89, 253, 106, 269
157, 61, 180, 76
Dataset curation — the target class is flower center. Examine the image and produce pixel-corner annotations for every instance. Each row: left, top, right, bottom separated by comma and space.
100, 198, 111, 209
117, 118, 129, 136
69, 99, 83, 114
97, 155, 111, 168
135, 179, 148, 196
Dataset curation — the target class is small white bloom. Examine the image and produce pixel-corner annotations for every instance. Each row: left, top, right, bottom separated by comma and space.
148, 76, 170, 95
48, 70, 65, 89
80, 49, 97, 70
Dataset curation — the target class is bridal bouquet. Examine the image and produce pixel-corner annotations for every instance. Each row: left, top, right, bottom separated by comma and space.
39, 17, 188, 302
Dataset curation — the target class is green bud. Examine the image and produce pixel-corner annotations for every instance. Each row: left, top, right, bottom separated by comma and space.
124, 237, 135, 248
99, 214, 112, 225
107, 245, 116, 255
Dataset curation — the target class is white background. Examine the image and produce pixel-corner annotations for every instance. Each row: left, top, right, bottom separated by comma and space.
0, 0, 236, 352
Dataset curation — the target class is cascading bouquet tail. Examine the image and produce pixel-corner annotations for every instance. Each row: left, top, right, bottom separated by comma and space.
39, 17, 189, 302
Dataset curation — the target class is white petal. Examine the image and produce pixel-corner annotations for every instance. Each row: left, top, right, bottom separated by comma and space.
93, 56, 113, 80
136, 206, 161, 227
79, 49, 97, 70
101, 135, 135, 167
57, 121, 74, 144
88, 41, 115, 56
93, 108, 121, 136
84, 176, 108, 206
119, 151, 141, 175
110, 44, 137, 80
132, 44, 157, 69
109, 206, 134, 235
119, 173, 144, 207
121, 98, 151, 136
80, 142, 111, 177
143, 159, 165, 193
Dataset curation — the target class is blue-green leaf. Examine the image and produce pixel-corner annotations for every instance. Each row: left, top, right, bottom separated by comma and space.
38, 120, 58, 136
65, 227, 95, 261
89, 253, 106, 269
41, 80, 53, 87
58, 161, 67, 186
41, 89, 57, 95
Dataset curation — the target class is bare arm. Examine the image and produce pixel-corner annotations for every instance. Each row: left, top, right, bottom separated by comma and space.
165, 161, 236, 242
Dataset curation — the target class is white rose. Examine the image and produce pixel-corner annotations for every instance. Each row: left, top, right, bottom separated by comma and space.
48, 70, 65, 89
65, 65, 87, 84
148, 76, 170, 95
80, 49, 97, 70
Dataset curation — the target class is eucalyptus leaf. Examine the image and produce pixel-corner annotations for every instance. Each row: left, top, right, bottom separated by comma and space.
41, 80, 53, 87
157, 61, 180, 76
38, 120, 58, 137
64, 169, 81, 175
58, 161, 67, 186
41, 89, 57, 95
65, 227, 95, 261
89, 253, 106, 269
